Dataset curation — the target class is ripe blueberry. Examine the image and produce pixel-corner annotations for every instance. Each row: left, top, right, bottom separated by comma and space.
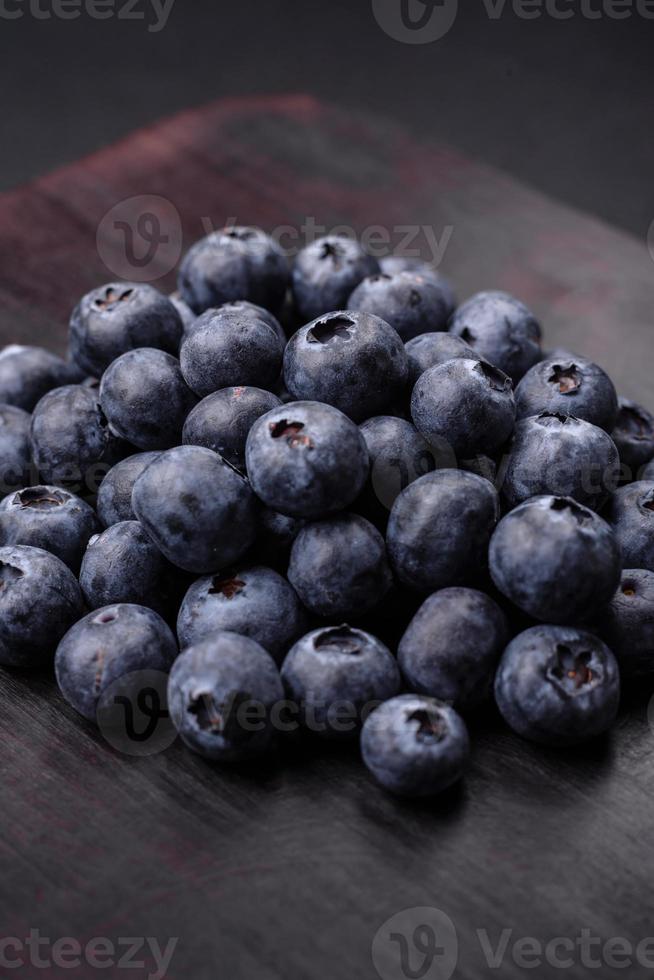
245, 401, 369, 519
490, 495, 622, 623
494, 625, 620, 746
361, 694, 470, 797
284, 310, 408, 422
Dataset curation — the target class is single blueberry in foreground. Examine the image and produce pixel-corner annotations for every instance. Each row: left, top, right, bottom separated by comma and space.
361, 694, 470, 797
281, 625, 400, 739
494, 625, 620, 746
167, 632, 284, 761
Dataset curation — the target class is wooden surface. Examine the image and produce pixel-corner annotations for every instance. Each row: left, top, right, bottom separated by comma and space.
1, 95, 654, 980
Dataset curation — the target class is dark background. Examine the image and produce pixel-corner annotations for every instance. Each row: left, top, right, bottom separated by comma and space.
0, 0, 652, 236
1, 6, 654, 979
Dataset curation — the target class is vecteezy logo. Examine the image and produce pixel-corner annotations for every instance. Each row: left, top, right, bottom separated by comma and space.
96, 669, 178, 756
372, 907, 458, 980
372, 0, 458, 43
96, 194, 182, 282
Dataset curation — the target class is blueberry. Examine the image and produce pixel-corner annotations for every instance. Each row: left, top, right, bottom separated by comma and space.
499, 412, 620, 511
599, 569, 654, 677
494, 625, 620, 746
0, 545, 84, 668
387, 470, 500, 593
30, 384, 126, 491
182, 386, 281, 471
490, 495, 622, 623
167, 632, 284, 760
411, 359, 515, 460
0, 404, 33, 495
288, 513, 392, 618
55, 604, 177, 722
405, 332, 479, 387
0, 486, 98, 572
216, 300, 287, 346
449, 291, 542, 382
245, 401, 369, 519
379, 257, 457, 314
69, 283, 183, 378
348, 271, 451, 341
606, 481, 654, 571
180, 306, 284, 397
178, 227, 289, 315
360, 694, 470, 797
291, 235, 379, 322
611, 398, 654, 476
80, 521, 173, 617
0, 345, 82, 411
398, 587, 508, 711
515, 354, 618, 432
132, 445, 257, 573
358, 415, 440, 524
99, 348, 197, 450
283, 310, 408, 422
281, 625, 400, 739
177, 565, 307, 664
168, 291, 197, 332
96, 452, 161, 527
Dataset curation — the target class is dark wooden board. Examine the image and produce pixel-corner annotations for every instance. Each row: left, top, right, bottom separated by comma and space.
1, 95, 654, 980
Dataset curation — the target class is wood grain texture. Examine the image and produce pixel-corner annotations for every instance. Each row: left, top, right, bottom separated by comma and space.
1, 95, 654, 980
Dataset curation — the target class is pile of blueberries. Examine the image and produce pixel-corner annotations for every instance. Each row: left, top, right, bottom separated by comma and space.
1, 227, 654, 798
